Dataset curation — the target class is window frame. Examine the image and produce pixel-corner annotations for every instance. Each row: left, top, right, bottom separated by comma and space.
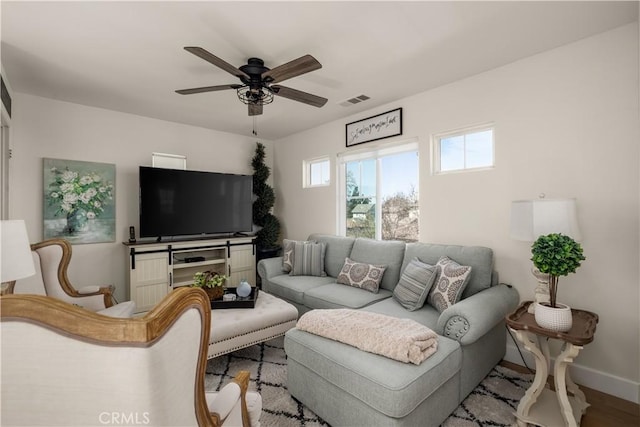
337, 139, 419, 239
432, 123, 495, 174
303, 156, 331, 188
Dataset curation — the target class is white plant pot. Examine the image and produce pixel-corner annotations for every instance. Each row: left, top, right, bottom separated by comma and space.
534, 302, 573, 332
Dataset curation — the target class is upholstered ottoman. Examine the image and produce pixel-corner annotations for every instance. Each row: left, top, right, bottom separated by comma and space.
284, 328, 463, 427
208, 291, 298, 359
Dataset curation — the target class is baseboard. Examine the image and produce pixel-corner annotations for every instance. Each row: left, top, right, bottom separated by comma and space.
505, 341, 640, 404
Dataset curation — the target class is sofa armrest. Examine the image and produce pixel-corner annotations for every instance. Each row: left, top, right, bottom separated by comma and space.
257, 256, 285, 281
436, 284, 519, 345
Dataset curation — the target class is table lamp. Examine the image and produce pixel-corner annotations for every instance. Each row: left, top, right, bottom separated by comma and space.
1, 220, 36, 294
510, 197, 581, 312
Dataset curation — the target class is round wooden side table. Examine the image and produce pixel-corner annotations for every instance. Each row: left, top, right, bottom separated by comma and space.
506, 301, 598, 427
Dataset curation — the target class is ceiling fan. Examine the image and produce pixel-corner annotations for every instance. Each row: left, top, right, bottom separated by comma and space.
176, 47, 328, 116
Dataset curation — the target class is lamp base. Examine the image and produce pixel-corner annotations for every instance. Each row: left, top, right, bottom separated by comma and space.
528, 268, 550, 314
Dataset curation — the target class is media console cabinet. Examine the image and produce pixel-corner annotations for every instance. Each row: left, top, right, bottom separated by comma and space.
124, 237, 256, 313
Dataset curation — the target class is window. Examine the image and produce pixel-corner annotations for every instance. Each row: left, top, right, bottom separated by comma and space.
152, 152, 186, 170
304, 157, 330, 188
433, 125, 494, 174
338, 141, 419, 242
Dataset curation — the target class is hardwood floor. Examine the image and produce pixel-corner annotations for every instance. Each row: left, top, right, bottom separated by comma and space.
500, 361, 639, 427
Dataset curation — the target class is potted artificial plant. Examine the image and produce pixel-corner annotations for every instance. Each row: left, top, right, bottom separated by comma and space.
192, 271, 227, 301
530, 233, 585, 332
252, 142, 281, 260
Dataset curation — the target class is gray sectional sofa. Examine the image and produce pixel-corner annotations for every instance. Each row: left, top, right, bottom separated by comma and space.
257, 234, 519, 427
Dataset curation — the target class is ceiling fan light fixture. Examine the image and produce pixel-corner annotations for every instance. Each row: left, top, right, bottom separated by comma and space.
236, 86, 274, 106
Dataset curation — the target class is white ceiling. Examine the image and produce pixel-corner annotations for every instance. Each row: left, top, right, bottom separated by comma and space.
2, 1, 637, 140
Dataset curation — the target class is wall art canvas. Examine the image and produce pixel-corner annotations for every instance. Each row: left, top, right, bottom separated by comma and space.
43, 158, 115, 244
345, 108, 403, 147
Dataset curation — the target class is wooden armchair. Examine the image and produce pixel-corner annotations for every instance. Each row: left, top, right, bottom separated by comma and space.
0, 287, 262, 427
9, 238, 135, 316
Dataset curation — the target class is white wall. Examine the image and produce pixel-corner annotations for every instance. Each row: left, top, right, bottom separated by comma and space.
274, 23, 639, 401
8, 93, 273, 302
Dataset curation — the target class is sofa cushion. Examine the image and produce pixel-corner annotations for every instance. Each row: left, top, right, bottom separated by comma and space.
284, 327, 461, 419
336, 258, 386, 293
349, 238, 405, 291
402, 243, 493, 298
427, 256, 472, 312
392, 258, 437, 311
267, 274, 336, 305
290, 241, 327, 277
363, 297, 441, 331
308, 234, 356, 278
303, 283, 392, 310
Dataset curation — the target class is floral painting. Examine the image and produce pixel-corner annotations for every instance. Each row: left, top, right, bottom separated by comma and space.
43, 158, 115, 244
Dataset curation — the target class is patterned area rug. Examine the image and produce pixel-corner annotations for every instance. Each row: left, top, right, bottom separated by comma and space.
205, 337, 533, 427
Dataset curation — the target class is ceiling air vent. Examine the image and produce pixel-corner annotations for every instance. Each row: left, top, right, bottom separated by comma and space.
339, 94, 371, 107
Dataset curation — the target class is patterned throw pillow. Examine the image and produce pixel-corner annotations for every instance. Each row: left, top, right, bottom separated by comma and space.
392, 258, 437, 311
427, 256, 472, 313
336, 258, 387, 293
290, 241, 327, 277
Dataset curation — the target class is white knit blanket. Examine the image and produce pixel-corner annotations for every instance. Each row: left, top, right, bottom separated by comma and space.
296, 309, 438, 365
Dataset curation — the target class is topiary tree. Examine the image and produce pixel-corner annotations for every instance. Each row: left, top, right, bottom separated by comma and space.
531, 233, 585, 308
252, 142, 281, 250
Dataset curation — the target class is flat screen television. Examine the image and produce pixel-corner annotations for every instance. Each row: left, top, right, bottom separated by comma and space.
139, 166, 253, 239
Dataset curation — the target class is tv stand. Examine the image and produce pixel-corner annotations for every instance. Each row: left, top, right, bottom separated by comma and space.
123, 236, 256, 313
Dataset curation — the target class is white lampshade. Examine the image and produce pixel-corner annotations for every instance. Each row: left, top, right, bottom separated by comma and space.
510, 198, 581, 242
1, 220, 36, 282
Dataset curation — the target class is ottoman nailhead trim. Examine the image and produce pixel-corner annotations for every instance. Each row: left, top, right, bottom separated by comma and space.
208, 319, 297, 359
208, 332, 286, 358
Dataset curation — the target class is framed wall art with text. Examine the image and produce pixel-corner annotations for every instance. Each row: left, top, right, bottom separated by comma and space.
345, 108, 402, 147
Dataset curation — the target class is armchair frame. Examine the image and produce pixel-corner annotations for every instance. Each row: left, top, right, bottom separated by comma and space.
5, 238, 114, 307
1, 287, 252, 427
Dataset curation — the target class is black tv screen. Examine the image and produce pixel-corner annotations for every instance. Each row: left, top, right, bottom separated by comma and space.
139, 166, 253, 238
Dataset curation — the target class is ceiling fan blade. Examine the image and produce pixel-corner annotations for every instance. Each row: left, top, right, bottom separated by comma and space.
248, 103, 263, 116
184, 47, 250, 80
175, 84, 242, 95
271, 85, 328, 108
262, 54, 322, 84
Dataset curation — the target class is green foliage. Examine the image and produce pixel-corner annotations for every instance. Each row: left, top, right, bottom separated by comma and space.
252, 185, 275, 225
256, 213, 280, 249
192, 271, 227, 288
531, 233, 585, 277
252, 142, 281, 249
252, 144, 271, 185
531, 233, 585, 307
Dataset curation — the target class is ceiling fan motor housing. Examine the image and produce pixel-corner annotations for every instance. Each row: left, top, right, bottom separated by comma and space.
239, 58, 271, 85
